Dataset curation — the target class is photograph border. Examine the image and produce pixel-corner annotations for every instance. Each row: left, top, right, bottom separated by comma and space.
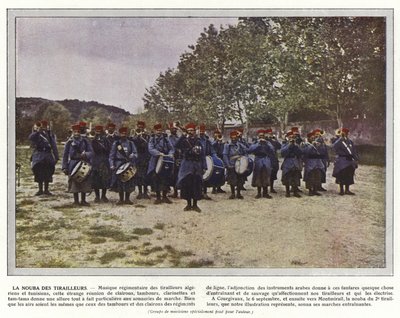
7, 7, 394, 277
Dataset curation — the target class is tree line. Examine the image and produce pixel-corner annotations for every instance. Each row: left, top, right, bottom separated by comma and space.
142, 17, 385, 132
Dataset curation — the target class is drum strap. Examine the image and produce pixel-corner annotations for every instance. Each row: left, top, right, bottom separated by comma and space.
152, 136, 172, 154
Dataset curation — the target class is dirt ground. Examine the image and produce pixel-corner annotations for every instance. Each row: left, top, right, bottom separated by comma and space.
14, 148, 386, 269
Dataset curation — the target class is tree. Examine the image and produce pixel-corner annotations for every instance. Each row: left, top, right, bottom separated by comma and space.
41, 102, 72, 141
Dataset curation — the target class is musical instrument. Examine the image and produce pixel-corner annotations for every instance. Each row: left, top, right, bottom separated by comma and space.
116, 162, 137, 182
234, 156, 254, 177
155, 155, 174, 178
70, 160, 92, 183
203, 155, 225, 186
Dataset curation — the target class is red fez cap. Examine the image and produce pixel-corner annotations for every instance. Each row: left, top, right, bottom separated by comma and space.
265, 128, 273, 134
72, 124, 80, 131
199, 124, 206, 131
307, 132, 314, 139
237, 127, 244, 133
41, 120, 48, 127
107, 123, 116, 129
185, 123, 196, 130
286, 131, 294, 137
313, 128, 322, 135
291, 127, 299, 133
153, 123, 162, 130
79, 121, 87, 127
137, 121, 146, 127
119, 127, 128, 134
257, 129, 265, 135
341, 128, 350, 134
94, 125, 103, 132
230, 131, 238, 138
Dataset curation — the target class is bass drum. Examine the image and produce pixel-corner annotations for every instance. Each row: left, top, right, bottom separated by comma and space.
203, 155, 225, 187
155, 155, 174, 179
116, 162, 137, 182
70, 161, 92, 183
234, 156, 254, 178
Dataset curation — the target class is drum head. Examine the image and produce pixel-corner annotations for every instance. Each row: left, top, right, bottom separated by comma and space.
70, 161, 82, 176
203, 156, 213, 180
116, 162, 130, 175
155, 156, 164, 174
235, 156, 249, 175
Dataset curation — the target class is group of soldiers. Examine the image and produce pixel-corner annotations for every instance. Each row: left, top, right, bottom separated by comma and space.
28, 120, 359, 212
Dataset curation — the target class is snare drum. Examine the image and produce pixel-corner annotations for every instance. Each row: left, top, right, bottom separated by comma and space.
70, 161, 92, 183
203, 155, 225, 187
116, 162, 137, 182
155, 155, 174, 179
234, 156, 254, 177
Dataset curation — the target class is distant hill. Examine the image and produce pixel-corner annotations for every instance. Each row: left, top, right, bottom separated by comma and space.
17, 97, 130, 122
16, 97, 131, 143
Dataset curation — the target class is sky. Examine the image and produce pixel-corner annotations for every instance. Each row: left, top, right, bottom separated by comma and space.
16, 17, 238, 114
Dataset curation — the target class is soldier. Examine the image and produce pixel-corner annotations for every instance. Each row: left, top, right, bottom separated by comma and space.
313, 129, 329, 191
236, 128, 249, 191
109, 127, 138, 205
174, 123, 206, 212
91, 125, 111, 203
223, 130, 248, 199
28, 120, 59, 196
168, 122, 182, 198
79, 121, 89, 137
199, 124, 216, 200
248, 129, 275, 199
62, 124, 93, 206
147, 123, 174, 204
290, 126, 304, 193
211, 129, 226, 194
280, 131, 303, 198
332, 128, 359, 195
265, 128, 281, 194
132, 120, 151, 200
105, 122, 119, 145
302, 131, 326, 196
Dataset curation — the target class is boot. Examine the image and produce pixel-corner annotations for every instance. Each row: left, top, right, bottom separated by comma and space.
339, 184, 345, 195
217, 187, 226, 194
116, 192, 125, 205
142, 187, 151, 199
136, 186, 143, 199
285, 185, 291, 198
101, 189, 109, 202
73, 193, 80, 206
293, 186, 301, 198
229, 186, 235, 199
94, 189, 101, 203
255, 187, 262, 199
345, 185, 355, 195
154, 192, 162, 205
184, 199, 192, 211
162, 191, 172, 204
236, 187, 243, 199
35, 182, 44, 196
192, 199, 201, 213
43, 182, 52, 195
171, 188, 179, 198
313, 186, 321, 196
124, 192, 134, 205
262, 187, 272, 199
269, 180, 277, 193
80, 193, 90, 206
